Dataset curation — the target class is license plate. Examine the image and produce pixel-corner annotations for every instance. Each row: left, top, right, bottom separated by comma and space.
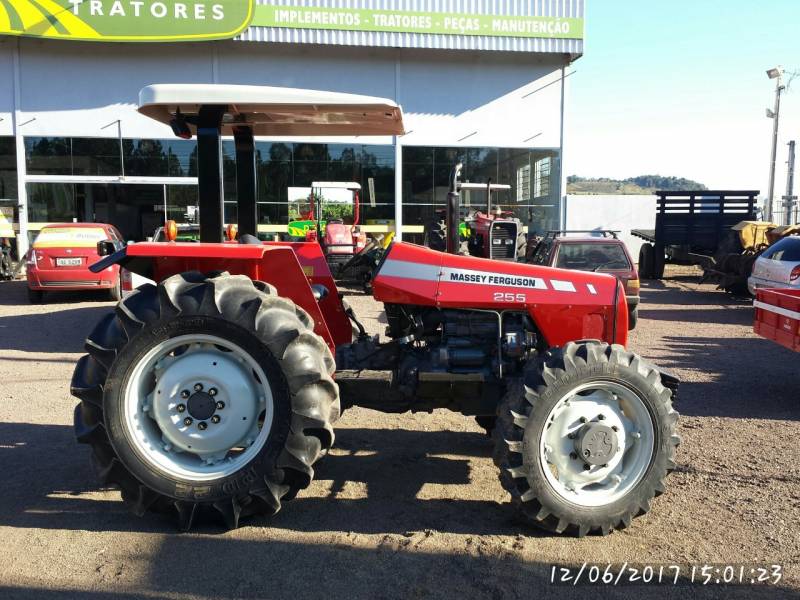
56, 257, 82, 267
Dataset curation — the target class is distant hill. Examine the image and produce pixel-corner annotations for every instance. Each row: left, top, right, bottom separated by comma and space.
567, 175, 708, 195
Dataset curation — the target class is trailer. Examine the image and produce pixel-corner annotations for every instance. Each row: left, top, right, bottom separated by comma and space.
632, 190, 759, 281
754, 287, 800, 352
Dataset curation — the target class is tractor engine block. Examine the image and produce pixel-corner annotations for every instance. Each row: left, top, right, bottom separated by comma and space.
336, 305, 537, 415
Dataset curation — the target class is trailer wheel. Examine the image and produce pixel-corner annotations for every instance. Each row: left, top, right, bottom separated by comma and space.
638, 244, 654, 279
493, 341, 679, 536
652, 244, 666, 279
71, 271, 339, 530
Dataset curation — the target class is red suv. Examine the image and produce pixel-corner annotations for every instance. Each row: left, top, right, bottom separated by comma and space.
26, 223, 124, 303
529, 230, 641, 329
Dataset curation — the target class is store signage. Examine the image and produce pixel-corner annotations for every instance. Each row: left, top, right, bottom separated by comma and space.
0, 0, 254, 42
253, 5, 583, 39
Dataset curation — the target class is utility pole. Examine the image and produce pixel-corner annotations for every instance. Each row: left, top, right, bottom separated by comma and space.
784, 140, 796, 226
765, 66, 785, 222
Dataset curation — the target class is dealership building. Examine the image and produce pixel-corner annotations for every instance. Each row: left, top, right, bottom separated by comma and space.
0, 0, 584, 257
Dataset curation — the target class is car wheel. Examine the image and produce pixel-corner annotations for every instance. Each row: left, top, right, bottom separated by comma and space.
628, 307, 638, 330
108, 279, 122, 302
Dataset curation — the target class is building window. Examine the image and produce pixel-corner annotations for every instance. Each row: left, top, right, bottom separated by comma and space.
517, 164, 531, 202
534, 157, 551, 199
0, 137, 18, 202
403, 145, 560, 241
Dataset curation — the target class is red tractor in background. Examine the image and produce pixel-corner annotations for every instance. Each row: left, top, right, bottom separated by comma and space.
73, 84, 679, 537
424, 181, 527, 261
289, 181, 367, 274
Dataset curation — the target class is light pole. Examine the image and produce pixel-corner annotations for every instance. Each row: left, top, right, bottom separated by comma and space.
765, 66, 784, 222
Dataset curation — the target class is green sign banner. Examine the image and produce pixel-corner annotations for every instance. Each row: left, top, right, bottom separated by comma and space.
0, 0, 254, 42
253, 4, 583, 39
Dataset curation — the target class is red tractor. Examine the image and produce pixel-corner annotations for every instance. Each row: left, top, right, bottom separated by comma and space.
289, 181, 367, 274
424, 181, 526, 261
73, 84, 679, 536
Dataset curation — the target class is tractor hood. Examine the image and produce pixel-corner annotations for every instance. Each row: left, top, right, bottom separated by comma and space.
372, 242, 627, 347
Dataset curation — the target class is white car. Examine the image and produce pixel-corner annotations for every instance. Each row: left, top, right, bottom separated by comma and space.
748, 236, 800, 295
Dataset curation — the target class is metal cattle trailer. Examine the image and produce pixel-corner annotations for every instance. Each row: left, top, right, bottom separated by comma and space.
633, 190, 759, 280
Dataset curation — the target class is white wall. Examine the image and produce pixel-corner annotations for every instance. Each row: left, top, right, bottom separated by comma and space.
1, 39, 566, 149
563, 194, 656, 261
0, 39, 14, 136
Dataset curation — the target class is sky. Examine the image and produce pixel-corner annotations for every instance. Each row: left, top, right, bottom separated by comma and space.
567, 0, 800, 199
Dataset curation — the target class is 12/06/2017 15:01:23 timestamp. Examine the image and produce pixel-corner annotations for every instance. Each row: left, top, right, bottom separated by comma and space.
550, 563, 783, 586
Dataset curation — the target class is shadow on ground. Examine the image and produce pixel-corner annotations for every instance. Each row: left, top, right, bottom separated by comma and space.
0, 279, 115, 307
1, 421, 797, 600
0, 282, 111, 353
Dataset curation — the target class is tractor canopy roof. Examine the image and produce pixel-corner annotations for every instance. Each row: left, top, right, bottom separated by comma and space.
138, 84, 404, 137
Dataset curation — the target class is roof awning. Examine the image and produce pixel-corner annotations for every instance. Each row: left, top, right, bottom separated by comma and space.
138, 84, 404, 136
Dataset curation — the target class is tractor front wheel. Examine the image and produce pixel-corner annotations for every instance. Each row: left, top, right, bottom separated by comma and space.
493, 341, 679, 536
71, 271, 339, 530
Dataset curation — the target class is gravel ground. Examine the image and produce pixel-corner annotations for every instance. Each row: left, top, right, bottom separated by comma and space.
1, 267, 799, 599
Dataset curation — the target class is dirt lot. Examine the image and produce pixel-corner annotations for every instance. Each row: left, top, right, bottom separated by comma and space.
1, 268, 799, 599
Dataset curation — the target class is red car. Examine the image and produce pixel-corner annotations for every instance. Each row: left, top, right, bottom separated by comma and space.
26, 223, 124, 303
529, 230, 641, 328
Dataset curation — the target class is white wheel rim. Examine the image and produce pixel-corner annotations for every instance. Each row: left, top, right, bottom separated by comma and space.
123, 334, 274, 481
539, 380, 655, 508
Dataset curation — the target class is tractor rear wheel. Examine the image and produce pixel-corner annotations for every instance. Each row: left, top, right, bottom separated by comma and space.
423, 217, 468, 255
71, 271, 339, 530
493, 341, 679, 536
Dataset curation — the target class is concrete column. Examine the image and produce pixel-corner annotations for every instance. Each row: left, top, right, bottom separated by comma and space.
12, 39, 28, 260
394, 136, 402, 242
558, 65, 567, 230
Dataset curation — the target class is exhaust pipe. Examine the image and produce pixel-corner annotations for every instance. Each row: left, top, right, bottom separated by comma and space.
446, 163, 463, 255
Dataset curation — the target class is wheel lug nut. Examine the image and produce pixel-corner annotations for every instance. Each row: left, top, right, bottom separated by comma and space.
176, 404, 186, 413
209, 387, 218, 397
597, 414, 605, 420
180, 390, 190, 399
216, 401, 225, 410
568, 432, 577, 439
194, 383, 203, 392
183, 417, 193, 426
583, 449, 590, 457
583, 463, 591, 471
579, 417, 587, 423
211, 415, 221, 424
569, 452, 578, 460
198, 421, 208, 430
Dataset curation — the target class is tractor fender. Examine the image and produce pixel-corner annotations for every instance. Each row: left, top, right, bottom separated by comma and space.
90, 241, 352, 351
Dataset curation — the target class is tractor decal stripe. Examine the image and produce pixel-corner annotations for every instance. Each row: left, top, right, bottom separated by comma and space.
440, 267, 547, 290
753, 300, 800, 321
551, 280, 577, 292
379, 259, 440, 281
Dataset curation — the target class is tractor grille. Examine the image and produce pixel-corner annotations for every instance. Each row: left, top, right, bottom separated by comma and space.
489, 222, 519, 260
